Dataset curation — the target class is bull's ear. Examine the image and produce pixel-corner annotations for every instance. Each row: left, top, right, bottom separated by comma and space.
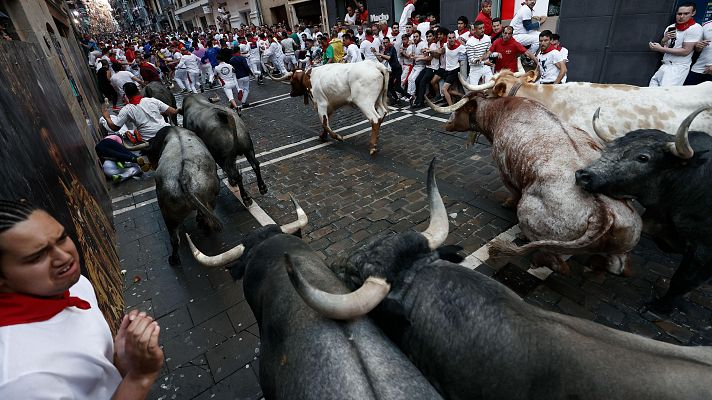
525, 70, 537, 83
493, 82, 507, 97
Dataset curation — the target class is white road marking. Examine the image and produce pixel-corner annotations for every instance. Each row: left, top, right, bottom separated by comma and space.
461, 225, 521, 271
223, 178, 276, 225
112, 186, 155, 204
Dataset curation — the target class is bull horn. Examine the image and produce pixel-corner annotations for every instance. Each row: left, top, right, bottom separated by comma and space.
458, 74, 496, 92
186, 233, 245, 268
425, 96, 469, 114
123, 142, 150, 151
279, 194, 308, 234
274, 71, 293, 81
592, 107, 616, 143
513, 58, 526, 77
420, 158, 449, 250
285, 254, 390, 320
668, 106, 711, 159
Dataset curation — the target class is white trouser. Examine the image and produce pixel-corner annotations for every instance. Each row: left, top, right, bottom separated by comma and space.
223, 82, 239, 101
249, 57, 261, 76
408, 65, 424, 95
174, 68, 189, 90
187, 70, 200, 92
514, 33, 540, 54
401, 64, 413, 86
649, 62, 690, 87
270, 54, 287, 74
283, 54, 297, 70
200, 63, 213, 84
468, 63, 493, 86
237, 76, 250, 104
102, 160, 141, 181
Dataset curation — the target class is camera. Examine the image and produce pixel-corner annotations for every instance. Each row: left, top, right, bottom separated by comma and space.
488, 52, 499, 63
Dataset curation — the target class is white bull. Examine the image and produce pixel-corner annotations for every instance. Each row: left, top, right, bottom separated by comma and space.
280, 61, 389, 156
461, 70, 712, 143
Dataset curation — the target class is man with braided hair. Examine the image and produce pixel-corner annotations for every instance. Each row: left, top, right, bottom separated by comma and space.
0, 200, 163, 399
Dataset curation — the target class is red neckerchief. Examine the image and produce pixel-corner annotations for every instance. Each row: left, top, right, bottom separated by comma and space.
555, 44, 562, 50
675, 19, 696, 31
0, 291, 90, 327
128, 95, 143, 105
541, 45, 556, 55
405, 0, 414, 5
457, 28, 468, 36
382, 28, 389, 37
365, 34, 375, 43
440, 37, 447, 46
447, 41, 461, 50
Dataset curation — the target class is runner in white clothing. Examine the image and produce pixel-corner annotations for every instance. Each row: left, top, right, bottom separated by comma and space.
536, 31, 567, 84
511, 0, 546, 54
344, 34, 361, 63
649, 3, 703, 86
685, 21, 712, 85
214, 54, 241, 110
399, 0, 417, 29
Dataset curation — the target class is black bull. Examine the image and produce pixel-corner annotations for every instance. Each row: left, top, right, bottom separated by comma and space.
181, 95, 267, 206
185, 210, 443, 399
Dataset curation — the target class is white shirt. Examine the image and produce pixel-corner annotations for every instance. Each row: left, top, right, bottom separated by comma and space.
361, 39, 379, 62
511, 5, 535, 35
346, 43, 361, 63
427, 42, 440, 70
88, 50, 102, 67
344, 12, 357, 25
662, 23, 703, 65
182, 53, 201, 73
538, 49, 565, 83
399, 3, 415, 28
281, 37, 297, 55
445, 44, 465, 71
113, 97, 170, 140
265, 41, 284, 58
214, 61, 237, 85
413, 40, 428, 67
0, 276, 122, 400
466, 34, 491, 65
110, 70, 135, 94
692, 22, 712, 73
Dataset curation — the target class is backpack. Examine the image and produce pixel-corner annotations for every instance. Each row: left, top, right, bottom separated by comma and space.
329, 38, 345, 63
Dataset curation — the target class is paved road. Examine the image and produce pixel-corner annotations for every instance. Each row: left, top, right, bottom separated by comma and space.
109, 78, 712, 400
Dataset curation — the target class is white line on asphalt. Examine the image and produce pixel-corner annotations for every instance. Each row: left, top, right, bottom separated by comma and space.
250, 92, 290, 105
112, 186, 155, 204
249, 95, 292, 109
221, 178, 276, 225
112, 198, 158, 216
415, 113, 449, 123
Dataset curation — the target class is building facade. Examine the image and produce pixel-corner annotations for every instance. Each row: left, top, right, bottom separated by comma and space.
173, 0, 262, 32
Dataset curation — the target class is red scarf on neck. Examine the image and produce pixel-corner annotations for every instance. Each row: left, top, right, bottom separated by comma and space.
541, 45, 556, 54
457, 28, 468, 36
365, 34, 375, 43
447, 41, 461, 50
0, 291, 90, 327
382, 27, 389, 37
128, 95, 143, 105
675, 19, 696, 31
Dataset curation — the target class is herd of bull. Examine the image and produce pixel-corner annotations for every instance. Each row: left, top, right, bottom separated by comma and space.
123, 62, 712, 398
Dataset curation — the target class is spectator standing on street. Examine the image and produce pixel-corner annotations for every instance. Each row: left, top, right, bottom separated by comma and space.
536, 30, 566, 84
475, 0, 494, 36
466, 21, 492, 86
0, 200, 163, 399
511, 0, 546, 55
649, 3, 702, 87
489, 26, 538, 73
399, 0, 417, 29
685, 21, 712, 85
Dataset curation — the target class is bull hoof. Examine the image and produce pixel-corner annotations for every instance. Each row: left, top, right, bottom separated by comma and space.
258, 184, 268, 195
169, 255, 181, 266
228, 178, 238, 187
369, 147, 379, 157
330, 133, 344, 141
319, 132, 328, 142
501, 197, 518, 209
242, 196, 253, 207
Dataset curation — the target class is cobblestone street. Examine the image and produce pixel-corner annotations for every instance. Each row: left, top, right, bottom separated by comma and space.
109, 79, 712, 400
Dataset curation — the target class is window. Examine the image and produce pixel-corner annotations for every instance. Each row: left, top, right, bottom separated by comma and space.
548, 0, 561, 17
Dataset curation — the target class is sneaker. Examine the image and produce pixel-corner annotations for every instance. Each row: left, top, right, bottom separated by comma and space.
200, 85, 205, 93
116, 161, 125, 169
112, 175, 121, 183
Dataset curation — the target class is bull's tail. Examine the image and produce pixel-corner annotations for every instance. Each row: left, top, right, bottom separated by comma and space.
489, 197, 614, 259
375, 63, 389, 118
180, 163, 222, 231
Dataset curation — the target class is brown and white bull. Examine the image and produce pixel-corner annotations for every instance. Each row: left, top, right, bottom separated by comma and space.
428, 95, 642, 274
279, 61, 389, 156
460, 71, 712, 143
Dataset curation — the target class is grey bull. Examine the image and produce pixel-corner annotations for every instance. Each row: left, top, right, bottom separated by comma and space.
142, 81, 178, 125
186, 199, 444, 400
145, 126, 222, 266
288, 162, 712, 400
181, 94, 267, 206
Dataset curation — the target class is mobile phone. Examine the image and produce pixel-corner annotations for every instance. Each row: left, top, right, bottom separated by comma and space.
667, 26, 676, 33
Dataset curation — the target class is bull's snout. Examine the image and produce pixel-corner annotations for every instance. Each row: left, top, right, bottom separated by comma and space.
575, 169, 594, 190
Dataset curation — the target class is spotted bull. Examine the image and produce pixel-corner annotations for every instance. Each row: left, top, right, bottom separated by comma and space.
287, 162, 712, 399
577, 107, 712, 313
460, 70, 712, 143
142, 126, 221, 266
428, 95, 642, 275
181, 95, 267, 206
185, 199, 443, 400
279, 61, 389, 156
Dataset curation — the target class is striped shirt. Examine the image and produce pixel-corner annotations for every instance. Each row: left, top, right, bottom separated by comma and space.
465, 34, 491, 65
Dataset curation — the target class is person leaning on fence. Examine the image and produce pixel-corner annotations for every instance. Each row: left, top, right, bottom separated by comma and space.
0, 200, 164, 399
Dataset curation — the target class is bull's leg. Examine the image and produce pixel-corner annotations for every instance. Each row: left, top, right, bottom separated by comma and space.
245, 148, 268, 195
590, 253, 632, 276
369, 122, 382, 156
317, 104, 342, 141
648, 249, 710, 313
223, 160, 252, 206
165, 220, 182, 266
532, 251, 570, 275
